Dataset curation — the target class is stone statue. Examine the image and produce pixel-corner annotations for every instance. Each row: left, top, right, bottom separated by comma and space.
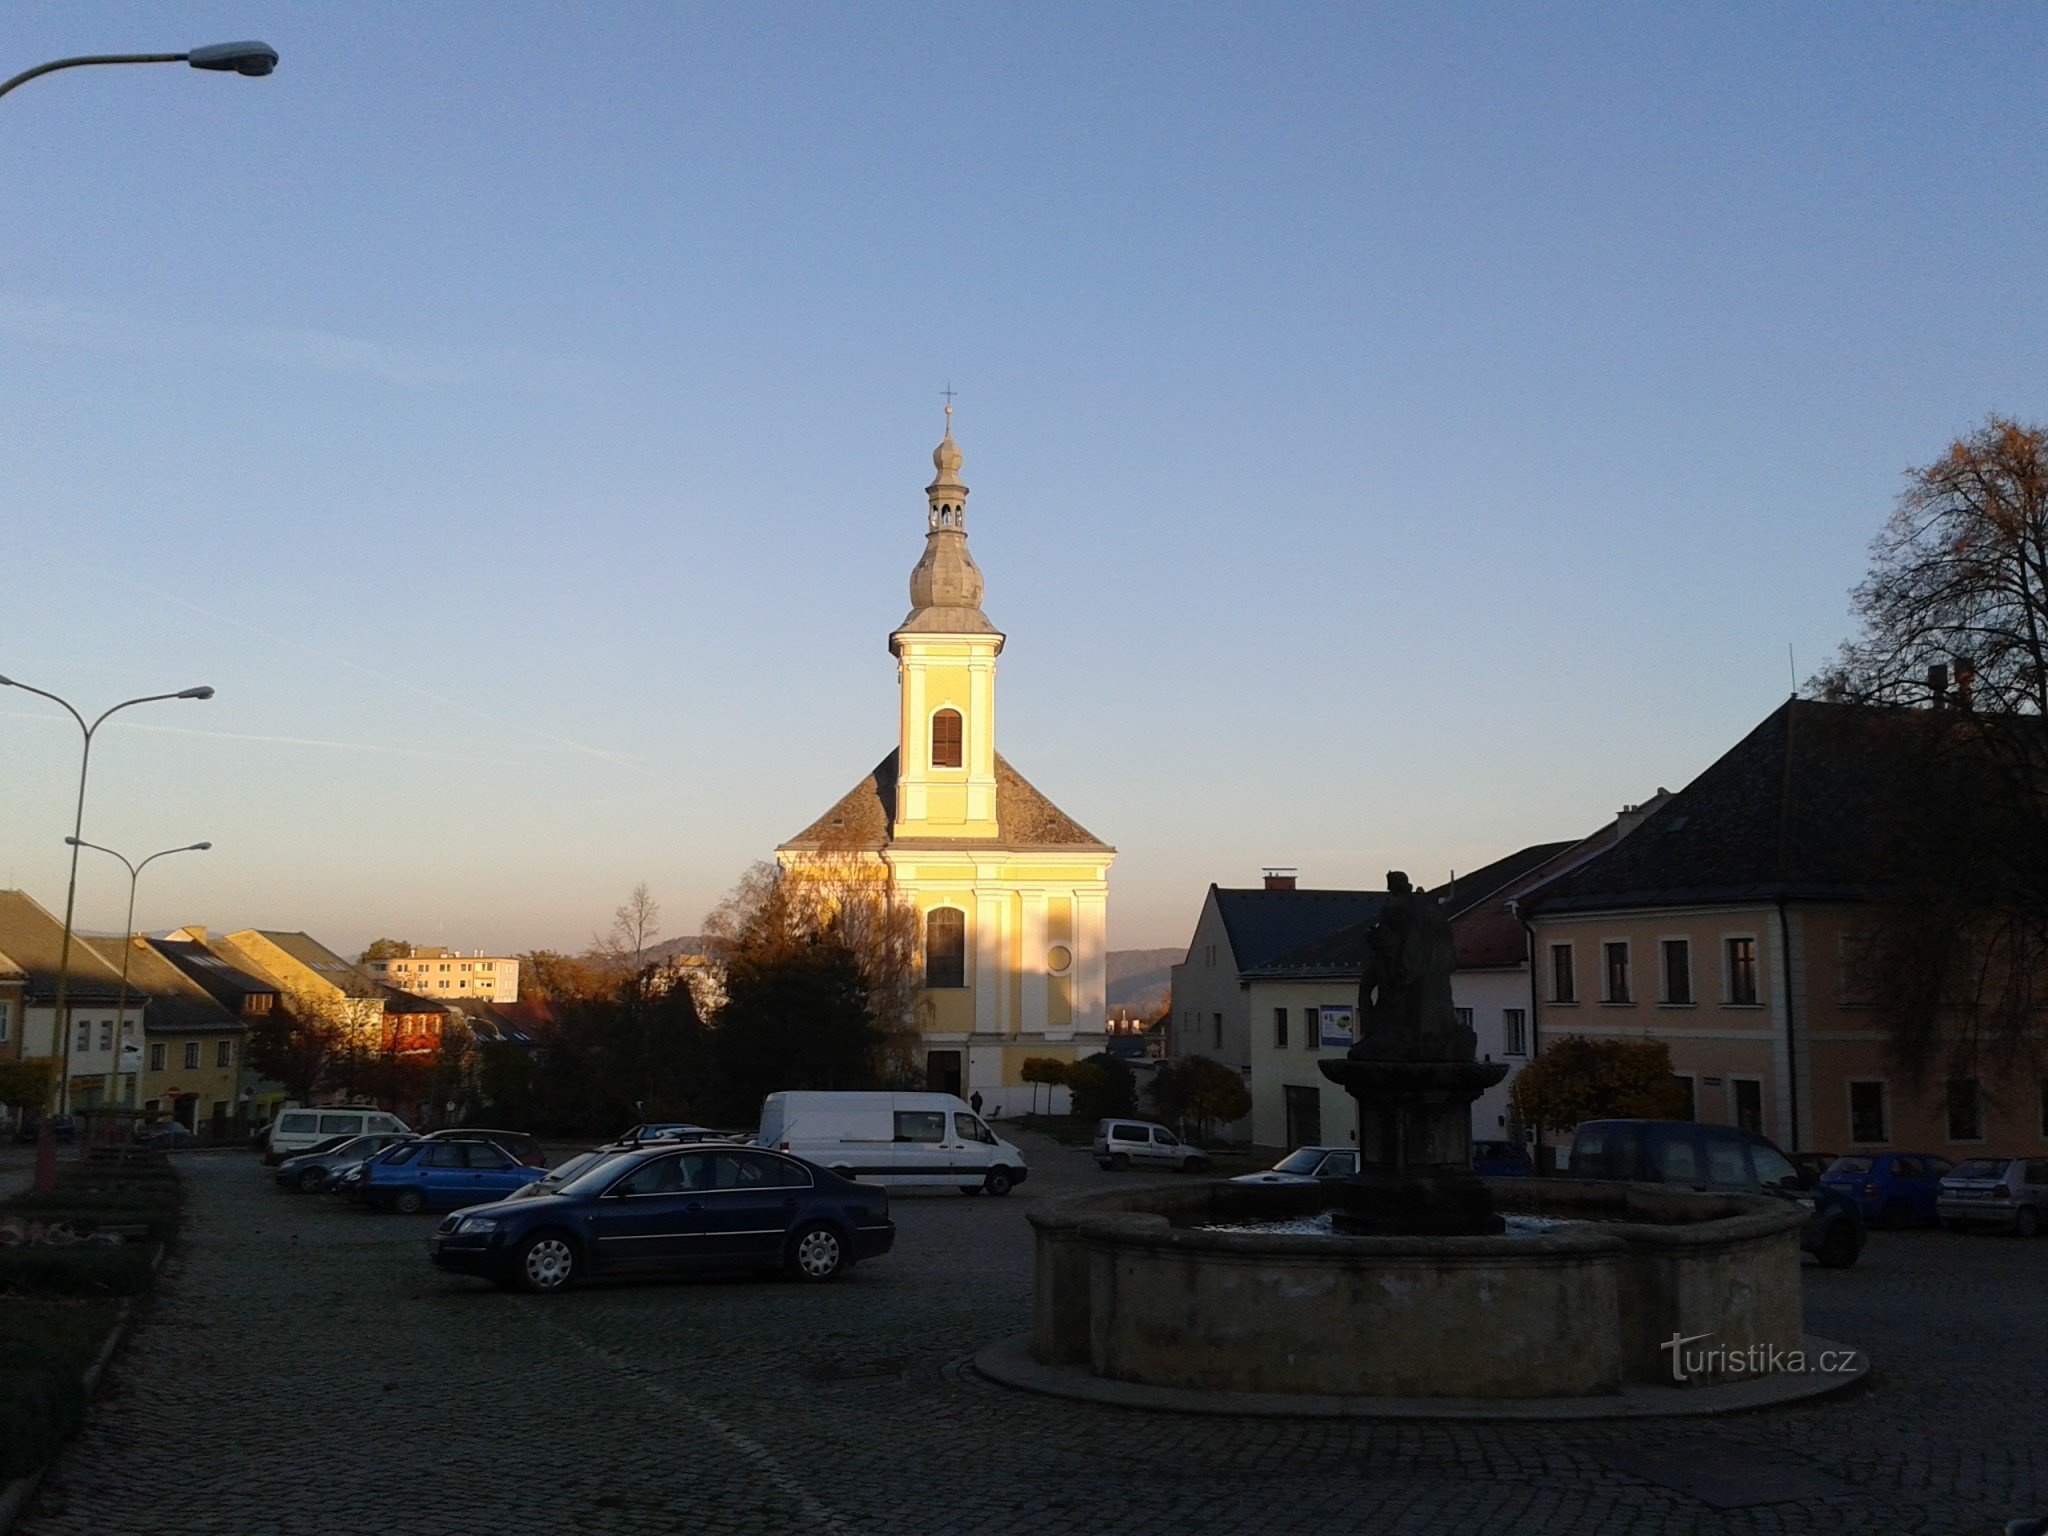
1353, 872, 1469, 1062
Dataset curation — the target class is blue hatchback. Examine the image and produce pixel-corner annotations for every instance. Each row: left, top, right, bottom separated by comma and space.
1819, 1152, 1954, 1228
429, 1143, 894, 1292
362, 1138, 546, 1213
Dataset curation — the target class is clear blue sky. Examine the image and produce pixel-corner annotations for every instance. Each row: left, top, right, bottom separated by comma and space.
2, 5, 2043, 956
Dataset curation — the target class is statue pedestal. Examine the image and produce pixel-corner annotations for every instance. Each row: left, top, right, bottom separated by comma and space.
1319, 1057, 1510, 1237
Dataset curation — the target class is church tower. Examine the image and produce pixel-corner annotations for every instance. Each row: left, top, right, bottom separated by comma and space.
777, 413, 1114, 1109
889, 412, 1003, 840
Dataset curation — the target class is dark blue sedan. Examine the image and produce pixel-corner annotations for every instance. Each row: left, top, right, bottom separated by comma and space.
361, 1137, 546, 1213
428, 1144, 894, 1293
1819, 1151, 1954, 1227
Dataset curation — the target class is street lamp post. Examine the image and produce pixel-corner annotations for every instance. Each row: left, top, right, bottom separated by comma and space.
65, 837, 211, 1112
0, 677, 214, 1117
0, 41, 278, 103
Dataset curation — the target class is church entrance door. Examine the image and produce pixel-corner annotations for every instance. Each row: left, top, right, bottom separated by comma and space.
925, 1050, 962, 1097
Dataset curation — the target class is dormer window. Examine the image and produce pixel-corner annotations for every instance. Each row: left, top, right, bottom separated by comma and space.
931, 709, 963, 768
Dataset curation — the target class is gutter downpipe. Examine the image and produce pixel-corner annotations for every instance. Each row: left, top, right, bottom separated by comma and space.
1512, 900, 1547, 1170
1777, 896, 1800, 1150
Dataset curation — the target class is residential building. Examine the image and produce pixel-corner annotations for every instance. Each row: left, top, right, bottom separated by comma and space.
0, 890, 135, 1112
777, 419, 1114, 1107
195, 928, 387, 1044
152, 932, 287, 1127
1523, 697, 2048, 1158
365, 947, 520, 1003
81, 934, 244, 1134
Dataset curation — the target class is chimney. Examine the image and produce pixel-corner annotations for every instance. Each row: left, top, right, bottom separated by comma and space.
185, 925, 207, 943
1262, 868, 1298, 891
1928, 662, 1949, 707
1956, 656, 1976, 710
1613, 789, 1672, 841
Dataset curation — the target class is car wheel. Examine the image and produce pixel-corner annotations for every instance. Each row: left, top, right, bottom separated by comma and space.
1879, 1198, 1910, 1230
786, 1223, 845, 1282
296, 1167, 327, 1193
514, 1232, 577, 1293
2014, 1207, 2041, 1239
983, 1168, 1015, 1197
1814, 1221, 1861, 1269
1108, 1153, 1130, 1171
392, 1188, 425, 1215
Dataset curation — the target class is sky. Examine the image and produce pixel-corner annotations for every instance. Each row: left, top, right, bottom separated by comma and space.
2, 5, 2044, 957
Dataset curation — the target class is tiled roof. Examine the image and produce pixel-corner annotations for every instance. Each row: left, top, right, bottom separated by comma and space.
376, 983, 450, 1016
0, 891, 128, 1002
1215, 888, 1390, 978
1525, 698, 1914, 915
77, 936, 241, 1035
149, 939, 280, 1010
780, 750, 1110, 852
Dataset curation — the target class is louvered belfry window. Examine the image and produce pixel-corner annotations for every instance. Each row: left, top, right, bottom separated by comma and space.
931, 709, 963, 768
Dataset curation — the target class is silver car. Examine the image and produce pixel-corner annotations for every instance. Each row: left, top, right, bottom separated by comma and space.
273, 1133, 411, 1193
1938, 1156, 2048, 1236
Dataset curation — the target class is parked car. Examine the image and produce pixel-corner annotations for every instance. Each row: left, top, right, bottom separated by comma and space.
12, 1116, 78, 1145
274, 1133, 413, 1193
263, 1107, 412, 1164
1818, 1152, 1954, 1228
1231, 1146, 1359, 1185
136, 1122, 196, 1150
502, 1149, 631, 1201
757, 1091, 1028, 1195
361, 1138, 547, 1213
1471, 1140, 1534, 1177
1937, 1156, 2048, 1237
1787, 1151, 1837, 1189
1093, 1118, 1208, 1173
421, 1127, 547, 1168
611, 1122, 729, 1147
1564, 1119, 1866, 1268
429, 1143, 894, 1293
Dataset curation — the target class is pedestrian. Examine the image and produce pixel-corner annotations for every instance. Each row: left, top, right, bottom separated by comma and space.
969, 1091, 984, 1115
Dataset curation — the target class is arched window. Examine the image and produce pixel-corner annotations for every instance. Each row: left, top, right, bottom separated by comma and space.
925, 907, 967, 989
931, 708, 963, 768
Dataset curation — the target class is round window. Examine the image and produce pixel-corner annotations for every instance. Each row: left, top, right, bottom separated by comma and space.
1046, 944, 1072, 974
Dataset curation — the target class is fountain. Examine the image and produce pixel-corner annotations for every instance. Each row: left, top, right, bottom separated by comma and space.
978, 874, 1863, 1416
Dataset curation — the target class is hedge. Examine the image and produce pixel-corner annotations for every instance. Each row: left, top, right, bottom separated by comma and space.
0, 1243, 159, 1297
0, 1349, 88, 1480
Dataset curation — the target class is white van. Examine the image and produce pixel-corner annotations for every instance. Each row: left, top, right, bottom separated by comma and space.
264, 1106, 412, 1164
756, 1091, 1028, 1196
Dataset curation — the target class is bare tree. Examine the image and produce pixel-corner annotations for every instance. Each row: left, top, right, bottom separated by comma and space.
595, 882, 664, 975
1816, 415, 2048, 1085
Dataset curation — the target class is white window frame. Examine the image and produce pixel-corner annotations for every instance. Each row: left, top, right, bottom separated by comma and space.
1548, 942, 1577, 1004
1501, 1008, 1527, 1057
1658, 937, 1694, 1006
1727, 1075, 1766, 1134
1601, 939, 1632, 1004
1723, 934, 1762, 1007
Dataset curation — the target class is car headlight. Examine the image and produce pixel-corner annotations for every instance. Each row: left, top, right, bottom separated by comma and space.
455, 1216, 500, 1234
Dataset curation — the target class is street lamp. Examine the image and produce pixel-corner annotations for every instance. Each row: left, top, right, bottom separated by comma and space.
65, 837, 211, 1112
0, 42, 278, 102
0, 676, 215, 1116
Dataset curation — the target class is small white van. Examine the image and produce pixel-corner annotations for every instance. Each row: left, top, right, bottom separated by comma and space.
756, 1091, 1028, 1196
264, 1106, 412, 1164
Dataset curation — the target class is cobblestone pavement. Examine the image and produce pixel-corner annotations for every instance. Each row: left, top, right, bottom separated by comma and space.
19, 1138, 2047, 1536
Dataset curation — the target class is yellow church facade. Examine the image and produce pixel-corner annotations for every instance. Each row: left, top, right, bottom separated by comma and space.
777, 419, 1113, 1109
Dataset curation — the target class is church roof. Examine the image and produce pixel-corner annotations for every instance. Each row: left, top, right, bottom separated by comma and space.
780, 750, 1111, 853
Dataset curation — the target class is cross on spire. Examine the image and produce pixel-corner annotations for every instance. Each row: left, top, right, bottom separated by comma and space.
940, 382, 957, 423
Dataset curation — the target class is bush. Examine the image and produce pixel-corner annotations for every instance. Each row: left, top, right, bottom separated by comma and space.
0, 1245, 158, 1297
9, 1193, 180, 1243
1067, 1053, 1137, 1121
0, 1359, 86, 1480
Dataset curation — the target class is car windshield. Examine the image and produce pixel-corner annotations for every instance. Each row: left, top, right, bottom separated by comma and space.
1950, 1158, 2010, 1181
549, 1151, 639, 1197
1273, 1149, 1325, 1174
323, 1136, 379, 1158
1826, 1156, 1874, 1177
301, 1135, 352, 1157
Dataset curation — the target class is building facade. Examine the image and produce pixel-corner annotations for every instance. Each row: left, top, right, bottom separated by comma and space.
777, 419, 1114, 1110
365, 947, 520, 1003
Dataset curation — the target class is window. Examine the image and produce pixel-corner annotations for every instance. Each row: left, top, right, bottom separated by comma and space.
1732, 1078, 1763, 1133
894, 1111, 945, 1143
954, 1113, 994, 1145
1704, 1135, 1750, 1187
2040, 1080, 2048, 1141
1273, 1007, 1288, 1049
1653, 1133, 1700, 1183
1212, 1012, 1222, 1050
1502, 1009, 1527, 1056
1946, 1079, 1983, 1141
924, 908, 966, 988
1603, 942, 1631, 1003
1839, 934, 1877, 1006
1284, 1085, 1321, 1146
149, 1043, 166, 1071
1302, 1007, 1318, 1048
0, 1003, 9, 1044
930, 708, 963, 768
1454, 1007, 1474, 1031
1549, 944, 1576, 1003
425, 1143, 469, 1169
317, 1113, 360, 1135
615, 1155, 689, 1195
183, 1042, 200, 1070
1661, 940, 1692, 1004
1726, 937, 1759, 1005
100, 1022, 113, 1050
77, 1021, 90, 1050
1850, 1081, 1888, 1143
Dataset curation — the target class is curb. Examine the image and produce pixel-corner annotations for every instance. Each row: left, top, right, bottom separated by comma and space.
971, 1331, 1869, 1420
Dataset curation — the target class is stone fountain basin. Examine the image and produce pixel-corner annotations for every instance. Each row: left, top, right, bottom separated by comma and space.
1028, 1177, 1805, 1398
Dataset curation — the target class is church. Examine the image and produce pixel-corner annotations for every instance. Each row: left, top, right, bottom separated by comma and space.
777, 415, 1113, 1110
